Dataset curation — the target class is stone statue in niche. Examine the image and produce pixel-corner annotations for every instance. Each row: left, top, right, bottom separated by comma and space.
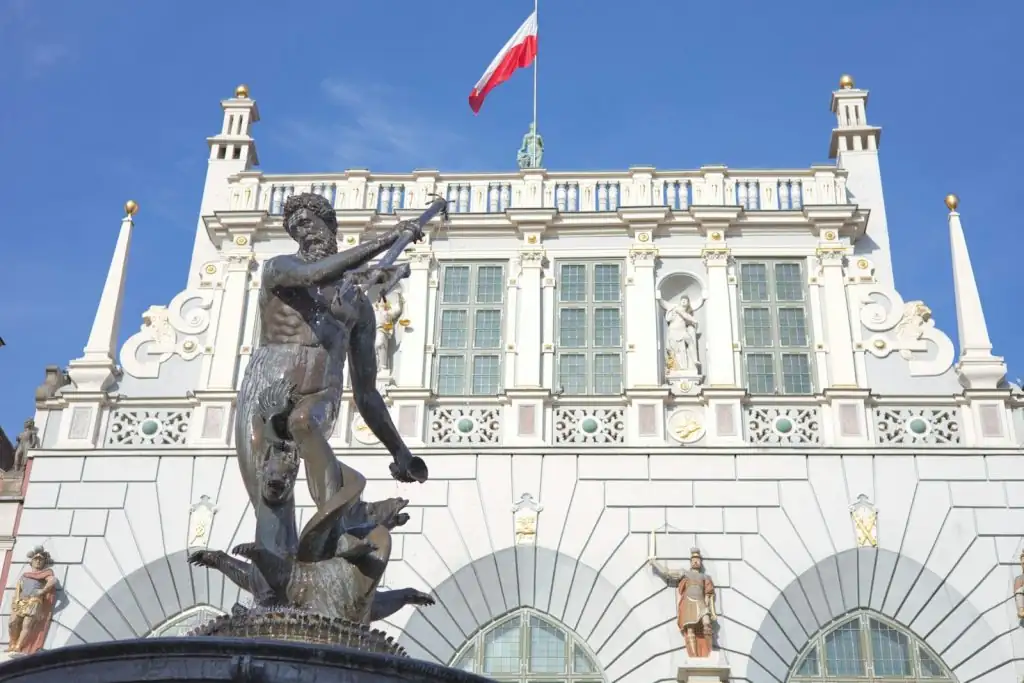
7, 546, 57, 655
11, 419, 39, 472
1014, 551, 1024, 620
373, 291, 404, 374
660, 296, 700, 376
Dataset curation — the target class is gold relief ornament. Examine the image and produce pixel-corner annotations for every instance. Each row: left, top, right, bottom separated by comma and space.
187, 495, 218, 550
849, 494, 878, 548
512, 493, 543, 545
667, 408, 706, 445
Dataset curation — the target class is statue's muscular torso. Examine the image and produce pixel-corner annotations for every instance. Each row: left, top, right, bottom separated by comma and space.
256, 255, 368, 396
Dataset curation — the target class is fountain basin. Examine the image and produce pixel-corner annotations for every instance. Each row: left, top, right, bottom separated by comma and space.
0, 636, 493, 683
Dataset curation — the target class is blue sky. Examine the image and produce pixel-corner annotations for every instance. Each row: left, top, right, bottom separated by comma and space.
0, 0, 1020, 433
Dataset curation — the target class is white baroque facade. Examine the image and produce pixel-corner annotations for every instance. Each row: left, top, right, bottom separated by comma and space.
4, 77, 1024, 683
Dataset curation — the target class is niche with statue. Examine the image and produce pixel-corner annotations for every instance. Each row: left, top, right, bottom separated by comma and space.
657, 271, 706, 394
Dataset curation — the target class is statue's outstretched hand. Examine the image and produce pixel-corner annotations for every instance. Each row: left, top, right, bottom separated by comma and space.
390, 453, 428, 484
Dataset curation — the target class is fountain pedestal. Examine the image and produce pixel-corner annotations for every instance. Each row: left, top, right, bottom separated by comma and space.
0, 636, 492, 683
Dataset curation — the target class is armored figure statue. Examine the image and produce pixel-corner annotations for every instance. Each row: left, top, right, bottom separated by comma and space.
652, 547, 717, 658
517, 122, 544, 169
8, 546, 57, 655
12, 419, 39, 472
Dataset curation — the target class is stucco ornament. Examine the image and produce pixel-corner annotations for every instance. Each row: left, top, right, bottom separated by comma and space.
187, 495, 219, 550
859, 288, 954, 376
849, 494, 878, 548
512, 493, 543, 545
120, 290, 215, 379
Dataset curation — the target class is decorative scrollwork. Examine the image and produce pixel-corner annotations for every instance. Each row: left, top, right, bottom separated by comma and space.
859, 287, 954, 377
120, 290, 215, 379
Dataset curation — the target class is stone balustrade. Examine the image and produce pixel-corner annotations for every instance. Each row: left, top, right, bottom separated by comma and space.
225, 166, 850, 216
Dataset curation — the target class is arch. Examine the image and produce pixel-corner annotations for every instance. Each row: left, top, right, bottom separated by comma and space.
145, 604, 227, 638
54, 549, 245, 646
787, 610, 952, 681
388, 545, 672, 682
450, 608, 605, 682
741, 548, 1009, 683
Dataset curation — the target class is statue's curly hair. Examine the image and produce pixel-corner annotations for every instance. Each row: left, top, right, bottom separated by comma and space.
282, 192, 338, 238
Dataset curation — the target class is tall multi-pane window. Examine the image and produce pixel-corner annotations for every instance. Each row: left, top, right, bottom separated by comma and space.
555, 261, 624, 395
737, 260, 814, 394
434, 263, 506, 395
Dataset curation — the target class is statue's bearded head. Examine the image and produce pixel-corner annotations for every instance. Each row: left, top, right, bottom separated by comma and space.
283, 193, 338, 261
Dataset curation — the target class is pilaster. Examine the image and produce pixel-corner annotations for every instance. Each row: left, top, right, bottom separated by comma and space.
396, 251, 433, 389
690, 207, 739, 388
627, 388, 670, 446
52, 396, 109, 449
504, 389, 549, 446
626, 245, 660, 388
206, 249, 254, 390
960, 391, 1015, 447
514, 247, 546, 388
816, 246, 858, 388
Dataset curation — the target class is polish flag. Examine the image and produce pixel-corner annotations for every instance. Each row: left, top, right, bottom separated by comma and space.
468, 11, 538, 115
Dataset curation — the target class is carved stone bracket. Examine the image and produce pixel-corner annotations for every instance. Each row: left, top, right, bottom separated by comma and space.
120, 290, 216, 379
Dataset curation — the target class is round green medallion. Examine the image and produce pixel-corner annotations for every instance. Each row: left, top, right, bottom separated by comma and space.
775, 417, 793, 434
581, 418, 599, 434
140, 419, 160, 436
908, 417, 928, 434
457, 418, 474, 434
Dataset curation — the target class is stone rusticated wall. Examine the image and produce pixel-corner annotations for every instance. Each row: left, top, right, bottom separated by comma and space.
5, 451, 1023, 683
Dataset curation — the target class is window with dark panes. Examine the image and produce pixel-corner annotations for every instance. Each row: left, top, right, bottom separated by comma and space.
434, 263, 505, 395
737, 260, 814, 394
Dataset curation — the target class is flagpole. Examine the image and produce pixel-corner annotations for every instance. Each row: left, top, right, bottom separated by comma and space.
532, 0, 539, 167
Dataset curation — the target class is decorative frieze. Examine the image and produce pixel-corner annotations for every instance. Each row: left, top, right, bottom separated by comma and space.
105, 409, 192, 447
873, 406, 962, 446
427, 406, 501, 445
553, 407, 626, 444
746, 406, 822, 445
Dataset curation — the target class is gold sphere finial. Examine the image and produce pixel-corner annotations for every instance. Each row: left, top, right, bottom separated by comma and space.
839, 74, 855, 89
235, 84, 250, 99
944, 194, 959, 212
124, 200, 139, 217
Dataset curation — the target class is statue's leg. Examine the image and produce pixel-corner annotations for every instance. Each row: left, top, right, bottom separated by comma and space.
684, 626, 697, 658
348, 297, 422, 478
700, 615, 713, 656
8, 614, 22, 651
15, 616, 35, 652
288, 390, 363, 510
291, 390, 368, 561
234, 352, 275, 507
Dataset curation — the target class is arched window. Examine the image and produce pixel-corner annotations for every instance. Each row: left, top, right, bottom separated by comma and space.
451, 609, 605, 683
788, 611, 953, 681
146, 605, 226, 638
